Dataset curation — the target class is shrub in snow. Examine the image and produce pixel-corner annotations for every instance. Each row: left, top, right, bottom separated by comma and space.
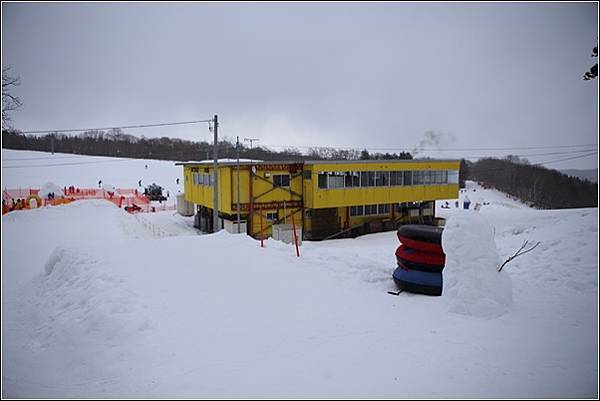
441, 211, 513, 318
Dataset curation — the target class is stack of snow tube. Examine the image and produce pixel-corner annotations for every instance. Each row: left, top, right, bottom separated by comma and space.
393, 224, 445, 296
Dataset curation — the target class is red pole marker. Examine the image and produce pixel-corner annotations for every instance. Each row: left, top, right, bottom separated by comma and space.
291, 211, 300, 257
260, 207, 264, 248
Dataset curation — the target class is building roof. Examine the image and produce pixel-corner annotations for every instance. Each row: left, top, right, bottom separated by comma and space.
175, 158, 460, 168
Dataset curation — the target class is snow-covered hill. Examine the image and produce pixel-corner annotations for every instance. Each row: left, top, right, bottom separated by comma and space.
2, 149, 598, 398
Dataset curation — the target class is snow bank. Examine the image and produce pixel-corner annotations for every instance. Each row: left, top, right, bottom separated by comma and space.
442, 210, 513, 318
101, 182, 116, 192
34, 246, 151, 348
39, 182, 64, 198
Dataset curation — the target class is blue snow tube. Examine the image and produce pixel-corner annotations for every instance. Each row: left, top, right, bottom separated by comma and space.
392, 263, 443, 296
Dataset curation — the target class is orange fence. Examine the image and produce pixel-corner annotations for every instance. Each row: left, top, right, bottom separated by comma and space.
3, 187, 175, 215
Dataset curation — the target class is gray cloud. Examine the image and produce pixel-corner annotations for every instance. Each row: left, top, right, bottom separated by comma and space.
2, 2, 598, 168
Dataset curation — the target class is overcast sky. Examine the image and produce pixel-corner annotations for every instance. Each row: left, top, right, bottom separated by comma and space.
2, 2, 598, 169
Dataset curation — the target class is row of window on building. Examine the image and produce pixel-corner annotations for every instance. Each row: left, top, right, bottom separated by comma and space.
317, 170, 459, 190
350, 203, 391, 216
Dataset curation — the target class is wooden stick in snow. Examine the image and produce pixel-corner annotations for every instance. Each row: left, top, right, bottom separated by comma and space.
498, 240, 541, 272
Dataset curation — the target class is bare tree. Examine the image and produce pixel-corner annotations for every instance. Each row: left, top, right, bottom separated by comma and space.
583, 44, 598, 80
2, 66, 22, 129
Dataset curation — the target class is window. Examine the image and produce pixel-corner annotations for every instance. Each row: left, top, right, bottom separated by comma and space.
360, 171, 375, 187
273, 174, 290, 188
448, 170, 459, 184
423, 171, 432, 185
378, 204, 390, 215
318, 172, 328, 189
266, 211, 278, 221
375, 171, 389, 187
390, 171, 403, 186
345, 171, 360, 188
327, 172, 345, 189
350, 205, 364, 216
364, 204, 378, 215
413, 171, 424, 185
403, 171, 413, 186
434, 170, 447, 184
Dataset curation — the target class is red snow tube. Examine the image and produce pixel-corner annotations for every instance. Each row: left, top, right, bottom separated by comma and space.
396, 224, 444, 254
397, 235, 444, 254
395, 245, 445, 266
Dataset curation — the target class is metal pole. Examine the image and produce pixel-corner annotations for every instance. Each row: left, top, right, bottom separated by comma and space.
212, 115, 220, 232
236, 135, 241, 233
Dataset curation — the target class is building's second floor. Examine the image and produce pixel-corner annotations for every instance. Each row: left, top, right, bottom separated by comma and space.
177, 159, 461, 214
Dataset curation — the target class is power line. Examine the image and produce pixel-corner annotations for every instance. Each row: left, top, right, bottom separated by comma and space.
18, 119, 213, 134
2, 146, 596, 167
469, 151, 598, 175
532, 151, 598, 165
258, 142, 597, 152
1, 158, 135, 169
3, 149, 596, 171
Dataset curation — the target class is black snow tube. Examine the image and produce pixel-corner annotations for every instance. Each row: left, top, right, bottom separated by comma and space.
397, 224, 443, 244
392, 263, 443, 296
396, 255, 444, 273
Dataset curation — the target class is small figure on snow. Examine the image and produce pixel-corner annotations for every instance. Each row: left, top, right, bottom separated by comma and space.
138, 179, 142, 187
98, 180, 102, 188
176, 178, 180, 185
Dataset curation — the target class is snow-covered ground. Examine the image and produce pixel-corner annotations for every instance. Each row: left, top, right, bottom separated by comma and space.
2, 149, 184, 202
2, 149, 598, 398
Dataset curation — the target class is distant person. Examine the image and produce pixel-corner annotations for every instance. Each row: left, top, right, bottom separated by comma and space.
138, 179, 142, 187
463, 195, 471, 210
176, 178, 180, 185
167, 190, 170, 198
98, 180, 102, 188
145, 164, 148, 169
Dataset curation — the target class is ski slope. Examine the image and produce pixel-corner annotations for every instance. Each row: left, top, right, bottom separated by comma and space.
1, 149, 598, 398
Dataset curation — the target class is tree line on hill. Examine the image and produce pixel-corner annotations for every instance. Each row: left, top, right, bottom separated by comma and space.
2, 130, 596, 209
463, 157, 597, 209
1, 129, 413, 162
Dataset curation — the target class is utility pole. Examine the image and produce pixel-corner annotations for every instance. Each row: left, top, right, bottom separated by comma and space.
244, 137, 260, 150
212, 115, 220, 232
236, 136, 241, 233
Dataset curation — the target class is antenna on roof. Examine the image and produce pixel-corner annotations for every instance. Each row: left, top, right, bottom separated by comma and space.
244, 138, 260, 150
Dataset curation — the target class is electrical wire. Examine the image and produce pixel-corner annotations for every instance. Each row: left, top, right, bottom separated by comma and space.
18, 119, 213, 134
257, 142, 598, 152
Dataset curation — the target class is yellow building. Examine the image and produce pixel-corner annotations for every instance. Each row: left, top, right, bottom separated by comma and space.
177, 159, 460, 240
